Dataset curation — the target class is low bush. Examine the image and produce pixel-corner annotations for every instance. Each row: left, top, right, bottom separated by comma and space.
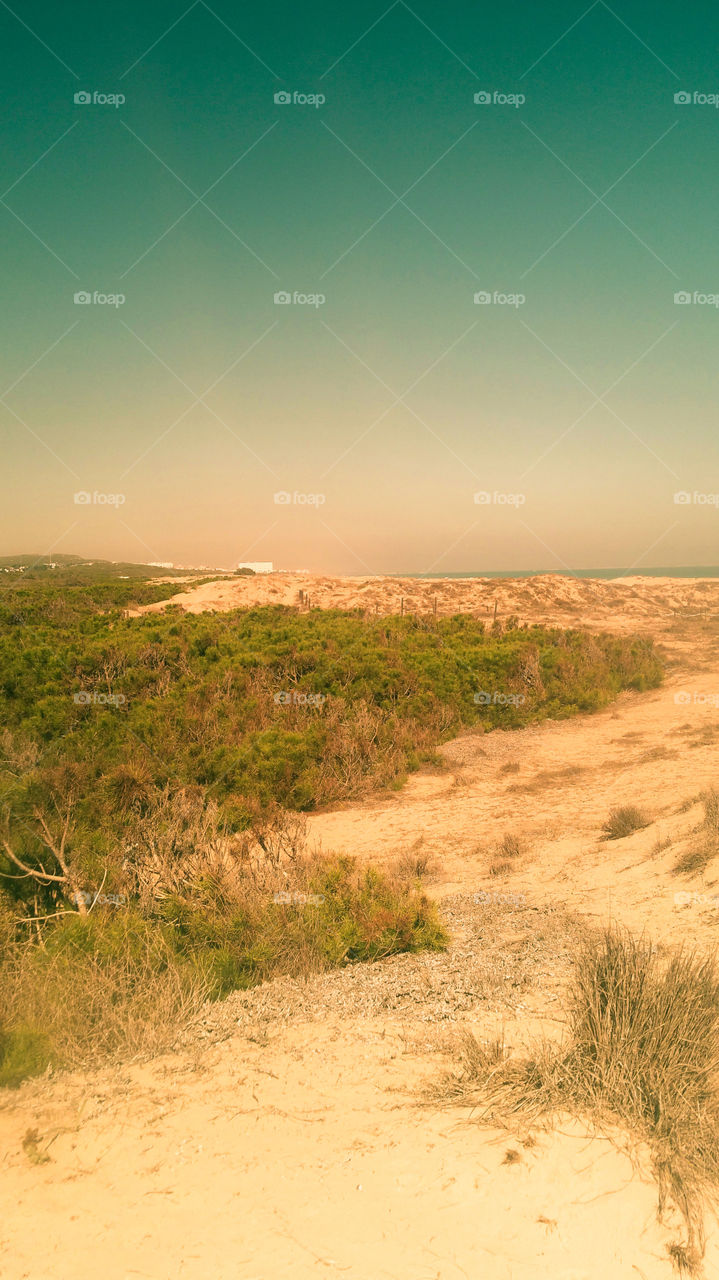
602, 805, 650, 840
0, 854, 447, 1086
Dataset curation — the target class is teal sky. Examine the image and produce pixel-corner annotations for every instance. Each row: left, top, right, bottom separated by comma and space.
2, 0, 718, 573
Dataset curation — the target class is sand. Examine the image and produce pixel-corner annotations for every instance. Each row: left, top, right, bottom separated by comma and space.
3, 574, 719, 1279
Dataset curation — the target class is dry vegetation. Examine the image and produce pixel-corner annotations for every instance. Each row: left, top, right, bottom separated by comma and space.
673, 791, 719, 877
435, 927, 719, 1270
602, 804, 650, 840
0, 827, 446, 1087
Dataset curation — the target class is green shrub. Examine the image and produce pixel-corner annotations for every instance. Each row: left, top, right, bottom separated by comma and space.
0, 604, 662, 920
0, 1026, 53, 1089
0, 855, 448, 1084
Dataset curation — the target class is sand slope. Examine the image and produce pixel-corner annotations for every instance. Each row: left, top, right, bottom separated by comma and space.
3, 576, 719, 1278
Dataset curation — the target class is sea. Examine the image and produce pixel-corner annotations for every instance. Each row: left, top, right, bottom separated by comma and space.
405, 567, 719, 580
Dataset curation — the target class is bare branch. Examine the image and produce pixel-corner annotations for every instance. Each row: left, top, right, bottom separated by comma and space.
1, 838, 67, 883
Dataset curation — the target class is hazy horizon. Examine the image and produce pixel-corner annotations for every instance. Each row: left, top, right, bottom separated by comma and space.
2, 0, 718, 573
5, 549, 719, 580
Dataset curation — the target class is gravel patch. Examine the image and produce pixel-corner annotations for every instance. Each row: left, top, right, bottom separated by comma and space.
187, 894, 585, 1043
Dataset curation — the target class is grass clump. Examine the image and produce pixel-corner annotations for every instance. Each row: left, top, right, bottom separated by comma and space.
602, 805, 650, 840
674, 789, 719, 877
0, 1026, 53, 1089
438, 928, 719, 1264
0, 853, 446, 1087
498, 832, 524, 859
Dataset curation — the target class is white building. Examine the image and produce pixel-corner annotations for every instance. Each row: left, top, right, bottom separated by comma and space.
237, 561, 273, 574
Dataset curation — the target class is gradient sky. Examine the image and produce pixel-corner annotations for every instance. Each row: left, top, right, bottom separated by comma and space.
1, 0, 718, 573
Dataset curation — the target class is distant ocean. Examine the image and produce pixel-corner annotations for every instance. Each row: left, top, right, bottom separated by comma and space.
405, 567, 719, 580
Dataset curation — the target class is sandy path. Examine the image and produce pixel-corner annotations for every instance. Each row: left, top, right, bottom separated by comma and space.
308, 670, 719, 948
0, 1020, 693, 1280
3, 577, 719, 1279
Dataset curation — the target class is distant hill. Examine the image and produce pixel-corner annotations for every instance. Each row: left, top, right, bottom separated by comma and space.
0, 556, 220, 584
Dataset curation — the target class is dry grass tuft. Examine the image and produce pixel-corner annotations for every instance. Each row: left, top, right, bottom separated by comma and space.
393, 847, 441, 884
0, 922, 212, 1081
673, 790, 719, 877
667, 1241, 702, 1277
602, 805, 650, 840
488, 860, 514, 878
436, 928, 719, 1262
498, 832, 524, 860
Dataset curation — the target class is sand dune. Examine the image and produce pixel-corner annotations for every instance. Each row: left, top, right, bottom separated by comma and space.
4, 575, 719, 1278
132, 570, 719, 637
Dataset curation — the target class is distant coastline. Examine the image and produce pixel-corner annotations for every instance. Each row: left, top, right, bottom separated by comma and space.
407, 567, 719, 580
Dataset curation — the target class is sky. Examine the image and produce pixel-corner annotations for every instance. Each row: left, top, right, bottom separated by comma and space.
1, 0, 718, 574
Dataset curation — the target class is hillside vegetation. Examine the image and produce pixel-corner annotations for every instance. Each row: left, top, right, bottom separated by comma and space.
0, 580, 662, 1086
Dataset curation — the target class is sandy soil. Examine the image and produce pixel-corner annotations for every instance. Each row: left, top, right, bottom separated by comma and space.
3, 575, 719, 1279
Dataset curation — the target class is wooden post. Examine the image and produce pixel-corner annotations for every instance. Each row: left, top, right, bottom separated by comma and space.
400, 597, 404, 617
